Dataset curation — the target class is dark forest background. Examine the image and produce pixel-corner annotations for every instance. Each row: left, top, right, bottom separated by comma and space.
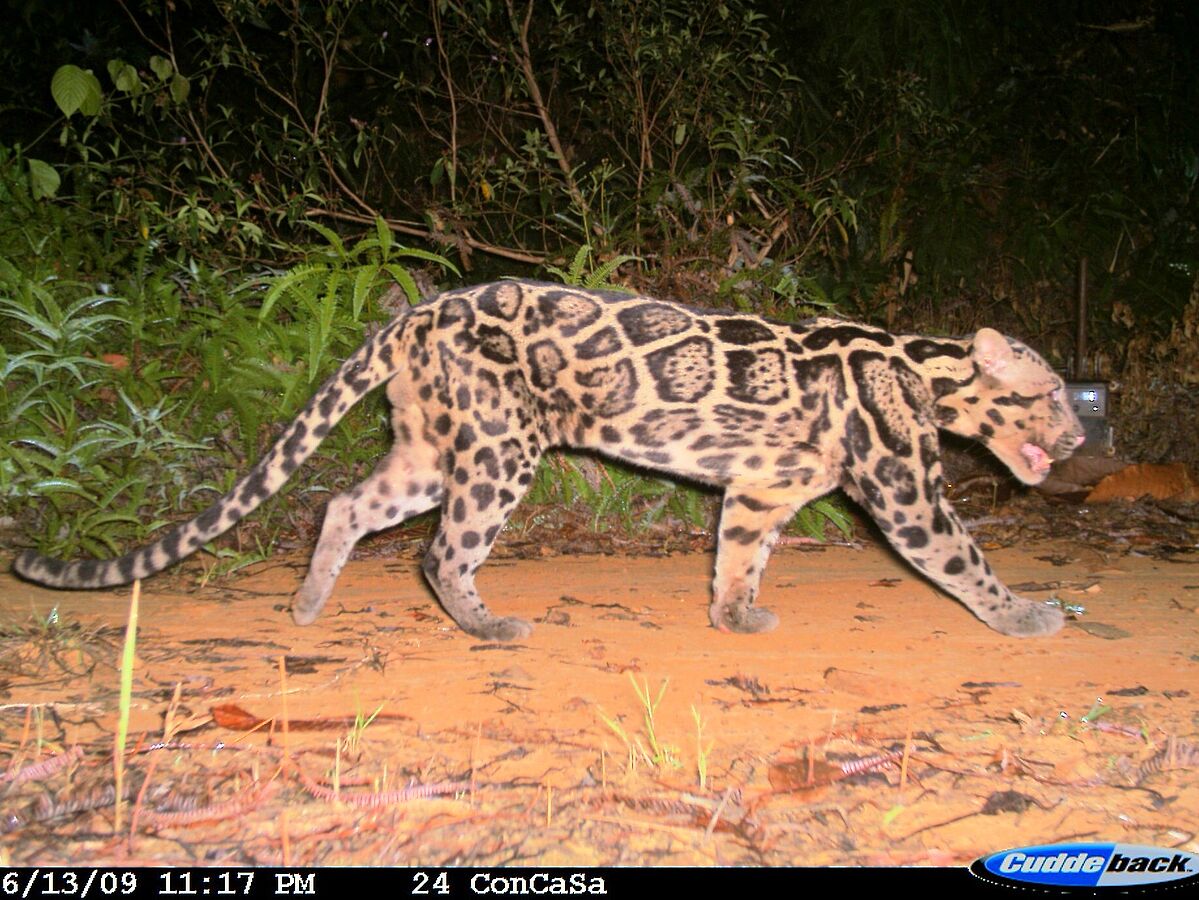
1, 0, 1196, 561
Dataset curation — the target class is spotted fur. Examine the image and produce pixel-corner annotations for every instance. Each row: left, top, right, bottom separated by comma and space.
14, 280, 1085, 640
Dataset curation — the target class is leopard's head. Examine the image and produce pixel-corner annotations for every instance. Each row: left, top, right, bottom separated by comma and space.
953, 328, 1086, 485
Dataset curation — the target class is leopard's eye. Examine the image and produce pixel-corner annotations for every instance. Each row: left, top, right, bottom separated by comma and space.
1051, 388, 1063, 404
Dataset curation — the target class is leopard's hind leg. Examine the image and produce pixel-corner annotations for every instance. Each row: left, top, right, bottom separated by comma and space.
292, 398, 442, 625
420, 435, 543, 641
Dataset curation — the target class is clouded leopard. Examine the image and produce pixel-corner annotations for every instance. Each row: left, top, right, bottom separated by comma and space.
14, 280, 1085, 641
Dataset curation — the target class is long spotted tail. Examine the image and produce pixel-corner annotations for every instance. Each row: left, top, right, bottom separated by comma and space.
13, 316, 409, 589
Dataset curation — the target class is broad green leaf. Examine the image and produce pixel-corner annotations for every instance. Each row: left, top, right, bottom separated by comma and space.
107, 60, 142, 93
170, 73, 190, 104
27, 159, 60, 200
149, 55, 173, 81
51, 65, 102, 118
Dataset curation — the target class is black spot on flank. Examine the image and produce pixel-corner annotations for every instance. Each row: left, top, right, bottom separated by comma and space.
978, 422, 995, 438
844, 409, 872, 460
386, 505, 399, 518
715, 318, 776, 345
803, 325, 893, 351
726, 348, 788, 405
601, 425, 621, 443
452, 498, 467, 523
454, 467, 469, 485
897, 526, 929, 548
476, 324, 518, 365
616, 303, 693, 346
461, 531, 481, 549
499, 489, 516, 506
944, 556, 966, 576
477, 283, 524, 320
576, 326, 623, 359
986, 408, 1005, 426
438, 297, 476, 330
484, 525, 500, 544
645, 336, 715, 402
527, 339, 567, 390
574, 359, 639, 416
76, 560, 98, 582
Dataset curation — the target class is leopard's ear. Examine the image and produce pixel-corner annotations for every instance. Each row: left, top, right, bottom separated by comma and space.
972, 327, 1014, 379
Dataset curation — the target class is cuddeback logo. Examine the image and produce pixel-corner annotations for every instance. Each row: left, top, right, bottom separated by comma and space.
971, 843, 1199, 889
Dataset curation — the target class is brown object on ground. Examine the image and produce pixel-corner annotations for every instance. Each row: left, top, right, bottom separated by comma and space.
1086, 462, 1199, 502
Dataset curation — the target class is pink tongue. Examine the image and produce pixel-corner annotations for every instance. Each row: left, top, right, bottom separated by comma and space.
1020, 442, 1051, 472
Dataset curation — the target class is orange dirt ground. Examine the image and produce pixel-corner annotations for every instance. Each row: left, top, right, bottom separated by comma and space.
1, 524, 1196, 868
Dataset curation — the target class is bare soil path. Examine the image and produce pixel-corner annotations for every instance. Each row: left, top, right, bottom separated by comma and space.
2, 522, 1196, 866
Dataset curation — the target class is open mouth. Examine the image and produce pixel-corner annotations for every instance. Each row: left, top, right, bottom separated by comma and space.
1020, 442, 1053, 475
1021, 434, 1085, 476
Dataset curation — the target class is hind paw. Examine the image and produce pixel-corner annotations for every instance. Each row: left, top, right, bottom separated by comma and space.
465, 615, 533, 642
989, 599, 1065, 637
710, 604, 779, 634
